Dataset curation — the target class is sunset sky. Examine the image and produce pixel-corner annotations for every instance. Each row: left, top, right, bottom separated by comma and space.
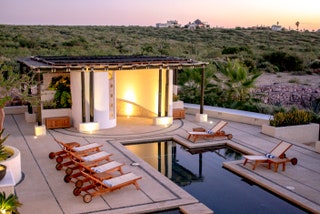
1, 0, 319, 31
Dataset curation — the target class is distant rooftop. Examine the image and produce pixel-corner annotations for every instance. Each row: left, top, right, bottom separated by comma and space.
18, 55, 208, 71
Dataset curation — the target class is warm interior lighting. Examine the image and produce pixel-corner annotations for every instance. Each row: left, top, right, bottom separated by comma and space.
79, 122, 99, 133
154, 117, 173, 126
34, 125, 47, 136
123, 89, 137, 116
125, 103, 134, 117
124, 90, 136, 102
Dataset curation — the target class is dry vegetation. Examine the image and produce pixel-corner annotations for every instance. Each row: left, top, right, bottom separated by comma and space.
0, 25, 319, 69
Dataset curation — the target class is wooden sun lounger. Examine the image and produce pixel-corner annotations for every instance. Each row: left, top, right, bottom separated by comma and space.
243, 141, 298, 171
74, 172, 142, 203
55, 150, 113, 171
48, 139, 80, 160
187, 120, 233, 142
64, 160, 125, 187
49, 138, 102, 164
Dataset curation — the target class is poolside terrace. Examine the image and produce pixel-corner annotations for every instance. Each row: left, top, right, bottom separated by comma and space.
2, 109, 320, 213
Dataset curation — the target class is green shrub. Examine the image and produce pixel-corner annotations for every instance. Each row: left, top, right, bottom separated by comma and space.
42, 100, 57, 109
288, 78, 300, 84
269, 108, 313, 127
0, 191, 22, 213
49, 76, 72, 108
173, 94, 180, 101
257, 61, 279, 73
309, 59, 320, 69
263, 51, 304, 72
0, 129, 10, 161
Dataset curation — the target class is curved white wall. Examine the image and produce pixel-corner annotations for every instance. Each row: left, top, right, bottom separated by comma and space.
70, 71, 116, 130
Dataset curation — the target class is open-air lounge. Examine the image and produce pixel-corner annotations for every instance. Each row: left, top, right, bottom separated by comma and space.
1, 55, 319, 213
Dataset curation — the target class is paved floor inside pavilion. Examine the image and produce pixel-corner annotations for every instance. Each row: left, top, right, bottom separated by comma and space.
4, 113, 320, 214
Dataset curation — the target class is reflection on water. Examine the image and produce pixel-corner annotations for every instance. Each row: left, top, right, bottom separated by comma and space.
126, 141, 242, 187
125, 141, 307, 214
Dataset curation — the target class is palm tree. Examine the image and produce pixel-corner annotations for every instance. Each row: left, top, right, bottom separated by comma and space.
296, 21, 300, 31
212, 59, 261, 108
177, 65, 216, 104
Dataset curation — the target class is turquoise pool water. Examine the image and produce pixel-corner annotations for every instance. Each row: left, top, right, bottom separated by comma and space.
125, 141, 307, 214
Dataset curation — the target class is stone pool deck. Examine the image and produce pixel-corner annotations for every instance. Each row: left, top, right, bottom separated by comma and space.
3, 112, 320, 213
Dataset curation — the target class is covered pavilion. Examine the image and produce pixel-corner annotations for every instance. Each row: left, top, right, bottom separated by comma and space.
18, 56, 208, 132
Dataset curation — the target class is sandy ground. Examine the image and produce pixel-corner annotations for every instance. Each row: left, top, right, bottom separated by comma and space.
255, 72, 320, 88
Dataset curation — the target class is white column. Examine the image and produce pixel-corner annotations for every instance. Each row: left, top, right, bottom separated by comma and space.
94, 72, 116, 129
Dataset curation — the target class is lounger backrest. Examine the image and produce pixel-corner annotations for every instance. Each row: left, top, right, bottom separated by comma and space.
270, 141, 292, 157
211, 121, 228, 133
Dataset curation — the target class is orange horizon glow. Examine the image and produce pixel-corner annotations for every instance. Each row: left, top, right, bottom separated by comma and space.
0, 0, 319, 31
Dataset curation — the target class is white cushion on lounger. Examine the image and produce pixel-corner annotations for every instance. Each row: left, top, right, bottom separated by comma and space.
82, 151, 110, 161
104, 173, 140, 187
73, 143, 101, 152
103, 180, 113, 187
91, 161, 122, 173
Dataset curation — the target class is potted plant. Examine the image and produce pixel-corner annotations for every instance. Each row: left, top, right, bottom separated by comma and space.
172, 94, 184, 108
0, 130, 9, 181
0, 60, 28, 182
0, 129, 21, 184
0, 191, 22, 214
262, 108, 319, 143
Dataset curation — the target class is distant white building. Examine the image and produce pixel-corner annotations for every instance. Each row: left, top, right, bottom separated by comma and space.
185, 19, 210, 29
156, 20, 181, 28
271, 25, 282, 31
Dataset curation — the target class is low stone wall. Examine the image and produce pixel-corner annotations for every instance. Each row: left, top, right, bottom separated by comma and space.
255, 83, 320, 109
184, 104, 271, 126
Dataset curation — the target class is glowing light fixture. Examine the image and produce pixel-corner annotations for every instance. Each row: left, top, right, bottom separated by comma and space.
79, 122, 99, 133
154, 117, 173, 126
125, 103, 134, 117
34, 125, 46, 136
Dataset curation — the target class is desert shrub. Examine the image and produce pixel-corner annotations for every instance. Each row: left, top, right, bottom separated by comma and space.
269, 108, 313, 127
222, 46, 250, 55
263, 51, 304, 72
288, 78, 300, 84
257, 61, 279, 73
309, 59, 320, 69
311, 112, 320, 124
243, 58, 256, 72
18, 38, 36, 48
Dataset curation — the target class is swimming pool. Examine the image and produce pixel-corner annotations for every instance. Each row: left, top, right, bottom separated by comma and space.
125, 140, 307, 214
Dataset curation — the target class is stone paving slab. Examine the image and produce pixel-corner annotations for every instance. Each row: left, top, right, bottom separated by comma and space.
2, 113, 320, 213
223, 160, 320, 213
7, 114, 200, 214
180, 203, 213, 214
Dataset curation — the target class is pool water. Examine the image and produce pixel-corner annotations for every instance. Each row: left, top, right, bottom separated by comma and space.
125, 141, 307, 214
